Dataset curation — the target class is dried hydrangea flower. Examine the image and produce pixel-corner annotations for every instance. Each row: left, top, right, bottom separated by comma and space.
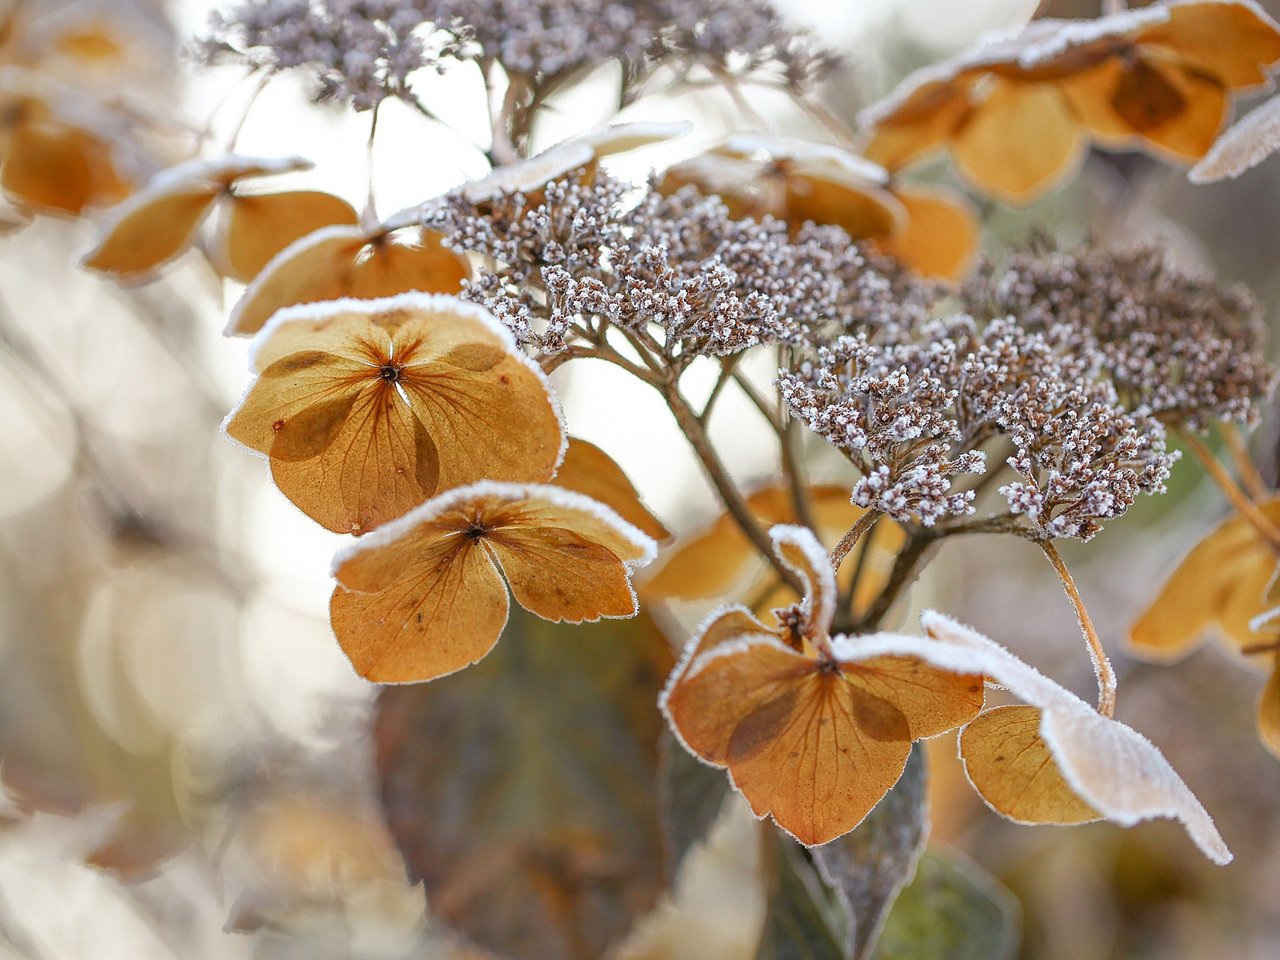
966, 243, 1275, 428
198, 0, 836, 109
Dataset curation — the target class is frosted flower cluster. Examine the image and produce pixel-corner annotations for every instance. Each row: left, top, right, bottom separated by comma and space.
424, 175, 912, 356
781, 316, 1176, 538
200, 0, 836, 108
966, 244, 1274, 428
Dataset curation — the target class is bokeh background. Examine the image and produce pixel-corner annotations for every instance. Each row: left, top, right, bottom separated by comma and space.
2, 0, 1279, 957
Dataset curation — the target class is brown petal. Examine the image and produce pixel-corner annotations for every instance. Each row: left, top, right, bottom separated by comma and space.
960, 705, 1100, 824
82, 182, 218, 275
1137, 1, 1280, 90
864, 78, 975, 173
219, 189, 358, 282
952, 77, 1085, 204
552, 438, 669, 541
1129, 499, 1280, 659
846, 655, 984, 739
664, 636, 914, 845
1127, 61, 1228, 161
331, 538, 509, 683
488, 527, 640, 621
226, 227, 470, 336
227, 297, 564, 533
877, 183, 979, 281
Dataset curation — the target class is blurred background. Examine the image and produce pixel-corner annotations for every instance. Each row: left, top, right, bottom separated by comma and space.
2, 0, 1279, 957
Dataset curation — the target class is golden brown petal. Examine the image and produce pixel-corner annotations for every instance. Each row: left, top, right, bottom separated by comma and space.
332, 538, 509, 683
951, 77, 1085, 204
960, 705, 1100, 825
1137, 0, 1280, 90
219, 189, 358, 282
226, 227, 470, 336
877, 183, 979, 281
551, 438, 669, 541
664, 635, 913, 845
1129, 498, 1280, 658
225, 296, 564, 533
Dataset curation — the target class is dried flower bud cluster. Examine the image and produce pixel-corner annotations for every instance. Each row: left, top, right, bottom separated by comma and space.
200, 0, 836, 109
199, 0, 455, 109
424, 175, 919, 357
780, 315, 1176, 538
966, 244, 1274, 429
779, 319, 986, 526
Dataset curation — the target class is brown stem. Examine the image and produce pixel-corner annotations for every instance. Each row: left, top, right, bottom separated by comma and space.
1221, 422, 1269, 502
856, 533, 934, 631
665, 384, 803, 595
1040, 541, 1116, 718
1179, 427, 1280, 554
1243, 640, 1280, 656
830, 510, 879, 570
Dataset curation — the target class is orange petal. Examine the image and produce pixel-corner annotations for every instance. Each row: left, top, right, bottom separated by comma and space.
332, 538, 509, 683
330, 482, 656, 680
225, 295, 564, 533
1137, 0, 1280, 90
1129, 498, 1280, 659
551, 438, 669, 541
1125, 60, 1228, 161
783, 173, 905, 240
488, 528, 640, 621
877, 183, 979, 281
82, 181, 219, 277
2, 121, 106, 214
844, 653, 984, 739
951, 77, 1085, 204
227, 226, 470, 336
959, 705, 1100, 824
219, 190, 358, 282
864, 78, 975, 173
643, 484, 866, 602
663, 635, 912, 845
1259, 656, 1280, 760
1058, 57, 1143, 144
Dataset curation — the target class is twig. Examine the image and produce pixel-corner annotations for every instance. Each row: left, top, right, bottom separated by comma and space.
1220, 421, 1269, 502
1040, 540, 1117, 718
830, 510, 879, 570
665, 384, 803, 594
1179, 427, 1280, 554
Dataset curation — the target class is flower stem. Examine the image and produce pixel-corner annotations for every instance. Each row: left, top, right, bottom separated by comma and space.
830, 510, 879, 570
1040, 540, 1116, 718
1178, 427, 1280, 554
665, 384, 803, 595
1220, 422, 1269, 502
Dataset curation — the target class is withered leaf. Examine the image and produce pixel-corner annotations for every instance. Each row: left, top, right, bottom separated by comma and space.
870, 850, 1020, 960
755, 832, 849, 960
813, 745, 929, 960
374, 605, 672, 960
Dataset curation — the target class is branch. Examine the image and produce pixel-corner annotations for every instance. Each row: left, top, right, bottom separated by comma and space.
1040, 540, 1117, 718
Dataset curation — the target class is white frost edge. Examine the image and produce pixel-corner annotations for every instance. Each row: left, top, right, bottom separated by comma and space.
224, 223, 369, 336
857, 8, 1170, 130
721, 132, 890, 185
769, 523, 837, 636
330, 478, 657, 579
885, 611, 1229, 865
223, 291, 569, 475
1190, 93, 1280, 182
